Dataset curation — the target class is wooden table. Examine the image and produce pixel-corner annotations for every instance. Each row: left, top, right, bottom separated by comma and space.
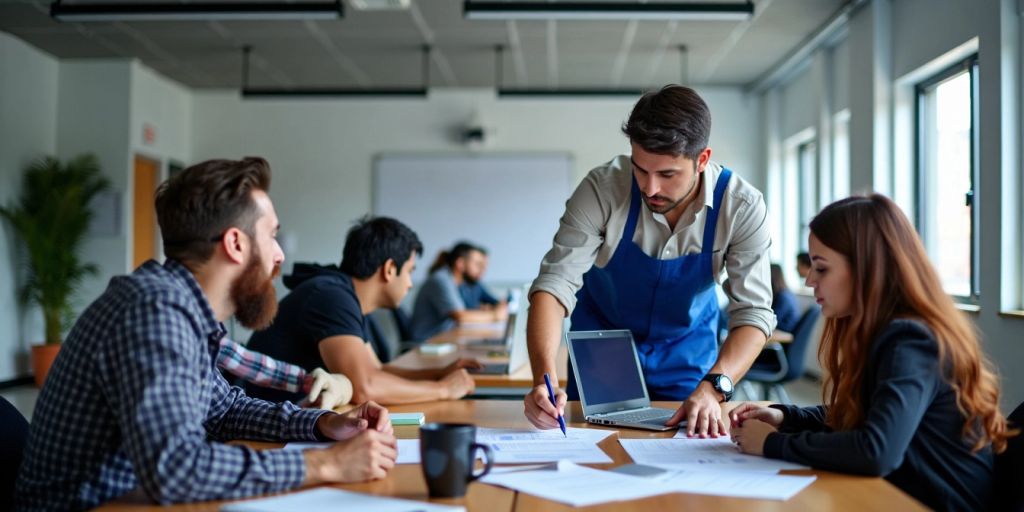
97, 400, 925, 511
388, 324, 568, 391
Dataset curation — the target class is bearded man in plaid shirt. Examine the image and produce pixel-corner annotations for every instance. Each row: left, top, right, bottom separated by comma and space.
16, 157, 397, 511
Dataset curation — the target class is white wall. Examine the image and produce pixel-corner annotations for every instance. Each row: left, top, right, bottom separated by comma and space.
131, 61, 193, 170
56, 60, 134, 315
190, 87, 761, 277
0, 32, 59, 380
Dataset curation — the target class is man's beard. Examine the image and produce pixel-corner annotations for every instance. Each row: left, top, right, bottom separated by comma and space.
231, 247, 281, 330
462, 271, 479, 286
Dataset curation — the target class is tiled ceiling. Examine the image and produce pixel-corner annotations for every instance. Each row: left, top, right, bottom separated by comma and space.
0, 0, 847, 90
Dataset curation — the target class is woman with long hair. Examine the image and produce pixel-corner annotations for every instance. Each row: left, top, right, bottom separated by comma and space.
729, 194, 1015, 511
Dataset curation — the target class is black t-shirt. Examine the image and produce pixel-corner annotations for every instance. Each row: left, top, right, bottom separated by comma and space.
244, 269, 366, 403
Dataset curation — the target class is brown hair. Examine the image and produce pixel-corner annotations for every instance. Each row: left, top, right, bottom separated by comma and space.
155, 157, 271, 266
810, 194, 1015, 453
621, 84, 711, 160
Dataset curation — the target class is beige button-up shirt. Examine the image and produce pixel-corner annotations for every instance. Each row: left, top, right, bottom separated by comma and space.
531, 155, 776, 337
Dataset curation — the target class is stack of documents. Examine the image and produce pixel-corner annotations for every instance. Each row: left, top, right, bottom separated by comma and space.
618, 436, 809, 473
480, 460, 672, 507
475, 427, 614, 464
221, 488, 464, 512
481, 460, 816, 505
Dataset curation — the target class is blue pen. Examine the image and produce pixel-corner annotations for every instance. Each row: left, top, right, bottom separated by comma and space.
543, 373, 567, 437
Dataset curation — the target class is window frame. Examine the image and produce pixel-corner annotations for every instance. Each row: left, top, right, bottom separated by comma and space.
913, 54, 980, 302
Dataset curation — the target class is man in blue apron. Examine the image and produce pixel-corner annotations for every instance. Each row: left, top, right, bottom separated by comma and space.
523, 85, 776, 437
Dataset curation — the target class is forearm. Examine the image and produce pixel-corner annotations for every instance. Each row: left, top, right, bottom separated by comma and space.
452, 309, 502, 324
527, 292, 566, 385
382, 364, 444, 380
352, 369, 446, 405
208, 379, 326, 442
712, 325, 766, 381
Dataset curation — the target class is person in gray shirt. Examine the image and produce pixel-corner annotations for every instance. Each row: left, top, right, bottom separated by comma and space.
410, 242, 507, 341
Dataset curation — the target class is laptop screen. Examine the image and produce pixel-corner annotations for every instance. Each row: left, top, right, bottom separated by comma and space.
571, 332, 647, 406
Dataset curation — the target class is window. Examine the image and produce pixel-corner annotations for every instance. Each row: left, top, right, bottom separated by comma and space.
915, 55, 979, 299
832, 109, 850, 202
797, 140, 818, 252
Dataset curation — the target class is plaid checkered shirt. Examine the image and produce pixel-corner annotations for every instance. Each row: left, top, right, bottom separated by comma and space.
217, 338, 312, 395
15, 259, 328, 511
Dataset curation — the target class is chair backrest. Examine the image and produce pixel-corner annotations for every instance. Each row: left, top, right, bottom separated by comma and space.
780, 305, 821, 383
364, 313, 396, 363
0, 396, 29, 510
995, 401, 1024, 511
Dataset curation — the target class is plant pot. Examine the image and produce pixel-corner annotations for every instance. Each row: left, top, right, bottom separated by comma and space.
31, 343, 61, 388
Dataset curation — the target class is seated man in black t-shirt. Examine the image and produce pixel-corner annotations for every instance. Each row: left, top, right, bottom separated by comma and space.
245, 216, 481, 405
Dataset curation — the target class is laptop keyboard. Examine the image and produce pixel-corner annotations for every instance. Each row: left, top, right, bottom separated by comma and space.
606, 409, 674, 423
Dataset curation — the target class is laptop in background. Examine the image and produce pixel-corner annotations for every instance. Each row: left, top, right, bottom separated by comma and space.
469, 287, 531, 375
565, 330, 680, 431
463, 312, 515, 347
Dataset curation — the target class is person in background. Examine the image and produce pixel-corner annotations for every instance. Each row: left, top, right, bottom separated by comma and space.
410, 241, 508, 341
796, 252, 811, 280
730, 194, 1016, 512
245, 217, 481, 406
459, 248, 504, 310
217, 338, 353, 410
770, 263, 800, 333
15, 157, 396, 511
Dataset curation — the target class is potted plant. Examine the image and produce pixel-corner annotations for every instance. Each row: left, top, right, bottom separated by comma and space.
0, 154, 109, 387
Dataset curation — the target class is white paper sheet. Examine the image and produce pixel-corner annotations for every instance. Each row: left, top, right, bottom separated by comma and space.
619, 437, 809, 473
475, 426, 615, 443
480, 460, 673, 507
655, 468, 817, 501
284, 439, 422, 464
220, 488, 464, 512
474, 427, 614, 464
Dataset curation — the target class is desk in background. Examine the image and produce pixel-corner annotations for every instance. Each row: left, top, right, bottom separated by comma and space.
389, 324, 567, 394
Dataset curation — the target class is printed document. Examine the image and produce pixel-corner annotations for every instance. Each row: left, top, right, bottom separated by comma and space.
619, 437, 809, 473
221, 488, 463, 512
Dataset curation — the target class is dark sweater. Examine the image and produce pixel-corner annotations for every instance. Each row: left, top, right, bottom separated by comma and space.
763, 319, 994, 511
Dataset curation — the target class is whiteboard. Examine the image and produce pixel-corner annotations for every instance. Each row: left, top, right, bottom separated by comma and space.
373, 153, 573, 284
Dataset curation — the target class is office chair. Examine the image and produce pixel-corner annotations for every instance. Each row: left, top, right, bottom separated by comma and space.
740, 305, 821, 403
0, 396, 29, 510
995, 400, 1024, 511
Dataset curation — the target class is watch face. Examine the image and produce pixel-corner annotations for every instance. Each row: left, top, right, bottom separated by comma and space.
718, 375, 734, 393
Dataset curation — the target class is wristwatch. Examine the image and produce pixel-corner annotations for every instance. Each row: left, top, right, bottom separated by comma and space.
701, 373, 734, 402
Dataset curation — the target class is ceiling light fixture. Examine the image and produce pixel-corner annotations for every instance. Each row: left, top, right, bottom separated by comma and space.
50, 1, 345, 22
239, 45, 429, 98
463, 1, 754, 21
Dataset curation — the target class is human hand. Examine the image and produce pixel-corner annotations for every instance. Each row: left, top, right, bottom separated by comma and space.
728, 402, 784, 429
439, 368, 475, 400
731, 418, 777, 456
307, 368, 354, 410
444, 357, 484, 374
666, 382, 728, 438
303, 429, 397, 484
523, 383, 566, 430
341, 400, 393, 435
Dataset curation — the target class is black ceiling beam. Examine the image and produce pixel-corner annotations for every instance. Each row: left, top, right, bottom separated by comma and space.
50, 1, 344, 22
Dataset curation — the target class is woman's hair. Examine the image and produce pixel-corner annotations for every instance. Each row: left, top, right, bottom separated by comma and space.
427, 241, 483, 274
769, 263, 788, 297
809, 194, 1015, 453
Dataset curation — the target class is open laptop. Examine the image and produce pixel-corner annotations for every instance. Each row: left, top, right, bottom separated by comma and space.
566, 330, 680, 431
468, 298, 530, 375
463, 312, 515, 347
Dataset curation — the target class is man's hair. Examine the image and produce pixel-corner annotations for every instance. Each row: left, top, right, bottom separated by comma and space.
340, 216, 423, 279
428, 241, 485, 274
796, 252, 811, 268
621, 84, 711, 160
155, 157, 271, 266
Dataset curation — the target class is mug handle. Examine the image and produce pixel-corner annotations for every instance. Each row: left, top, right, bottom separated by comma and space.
468, 442, 494, 481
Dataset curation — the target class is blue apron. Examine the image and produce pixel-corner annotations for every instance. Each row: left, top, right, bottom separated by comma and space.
568, 168, 732, 401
